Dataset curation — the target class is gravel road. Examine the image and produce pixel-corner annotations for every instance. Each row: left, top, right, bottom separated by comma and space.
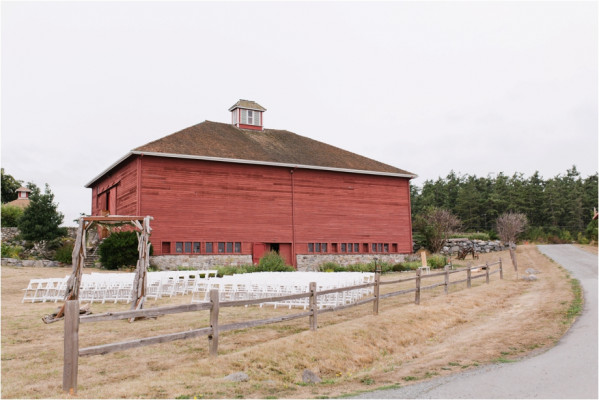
353, 244, 598, 399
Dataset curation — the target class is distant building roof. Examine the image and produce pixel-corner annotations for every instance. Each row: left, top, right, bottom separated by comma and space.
16, 186, 31, 193
86, 120, 416, 187
228, 100, 267, 112
6, 198, 30, 209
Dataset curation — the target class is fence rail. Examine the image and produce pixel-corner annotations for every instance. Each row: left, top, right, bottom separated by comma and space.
63, 259, 503, 393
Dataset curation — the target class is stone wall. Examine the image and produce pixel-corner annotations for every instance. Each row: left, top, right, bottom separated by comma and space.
1, 227, 78, 241
296, 253, 408, 271
150, 254, 253, 270
440, 238, 507, 256
1, 258, 64, 267
1, 227, 21, 241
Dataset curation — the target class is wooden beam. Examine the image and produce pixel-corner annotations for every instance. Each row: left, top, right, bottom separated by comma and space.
63, 301, 79, 393
79, 327, 213, 357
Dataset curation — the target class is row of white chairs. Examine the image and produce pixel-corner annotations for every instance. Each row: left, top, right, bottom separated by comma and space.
190, 272, 375, 309
22, 270, 218, 304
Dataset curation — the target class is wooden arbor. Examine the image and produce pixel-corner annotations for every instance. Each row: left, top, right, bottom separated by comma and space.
43, 215, 153, 324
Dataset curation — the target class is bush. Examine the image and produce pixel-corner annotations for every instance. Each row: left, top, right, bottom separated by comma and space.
54, 242, 74, 263
1, 204, 24, 227
98, 231, 139, 270
258, 251, 291, 271
427, 255, 448, 268
392, 261, 420, 271
577, 232, 590, 245
1, 243, 22, 259
586, 219, 598, 242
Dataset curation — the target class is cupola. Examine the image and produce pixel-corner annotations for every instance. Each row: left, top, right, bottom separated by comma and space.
16, 186, 31, 199
229, 99, 266, 131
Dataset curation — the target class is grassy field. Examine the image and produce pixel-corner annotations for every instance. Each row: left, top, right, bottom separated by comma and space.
1, 245, 579, 399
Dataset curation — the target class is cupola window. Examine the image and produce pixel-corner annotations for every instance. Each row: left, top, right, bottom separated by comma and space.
229, 99, 266, 131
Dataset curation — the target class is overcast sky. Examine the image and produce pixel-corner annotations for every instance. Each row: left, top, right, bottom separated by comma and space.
2, 1, 597, 226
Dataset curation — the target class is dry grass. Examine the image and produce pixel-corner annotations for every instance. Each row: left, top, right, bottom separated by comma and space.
1, 245, 574, 399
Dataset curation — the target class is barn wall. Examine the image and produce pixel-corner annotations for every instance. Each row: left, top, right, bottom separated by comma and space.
90, 157, 138, 216
91, 155, 413, 268
139, 156, 293, 255
136, 156, 412, 259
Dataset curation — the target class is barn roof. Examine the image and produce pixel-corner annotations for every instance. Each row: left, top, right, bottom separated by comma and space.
85, 120, 416, 187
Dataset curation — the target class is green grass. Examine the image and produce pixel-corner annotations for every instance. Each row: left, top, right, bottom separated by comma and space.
493, 357, 515, 363
402, 376, 418, 381
564, 278, 583, 324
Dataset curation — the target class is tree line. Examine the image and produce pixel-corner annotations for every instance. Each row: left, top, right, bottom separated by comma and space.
410, 166, 598, 242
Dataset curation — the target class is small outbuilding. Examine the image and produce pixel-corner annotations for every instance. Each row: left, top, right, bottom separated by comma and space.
7, 186, 32, 209
85, 100, 417, 269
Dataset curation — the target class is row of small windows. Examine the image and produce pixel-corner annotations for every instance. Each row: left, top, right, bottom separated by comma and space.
308, 242, 396, 253
162, 241, 242, 254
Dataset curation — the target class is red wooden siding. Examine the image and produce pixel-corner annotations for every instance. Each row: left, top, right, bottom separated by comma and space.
91, 157, 138, 217
90, 154, 413, 263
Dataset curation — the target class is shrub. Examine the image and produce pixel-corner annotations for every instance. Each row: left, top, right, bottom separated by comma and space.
586, 219, 598, 242
258, 251, 291, 271
1, 204, 24, 227
54, 242, 74, 264
1, 243, 22, 259
427, 255, 448, 268
320, 261, 343, 272
98, 231, 139, 270
577, 232, 590, 245
392, 261, 420, 271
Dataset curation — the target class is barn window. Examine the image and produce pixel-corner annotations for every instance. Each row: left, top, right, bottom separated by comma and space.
378, 243, 383, 252
308, 243, 314, 252
234, 242, 241, 253
206, 242, 214, 253
175, 242, 183, 253
384, 244, 389, 253
392, 243, 398, 252
218, 242, 225, 253
322, 243, 328, 252
226, 242, 233, 253
193, 242, 201, 253
341, 243, 346, 252
314, 243, 320, 252
354, 243, 359, 252
372, 243, 376, 252
185, 242, 192, 253
332, 243, 338, 253
162, 242, 171, 254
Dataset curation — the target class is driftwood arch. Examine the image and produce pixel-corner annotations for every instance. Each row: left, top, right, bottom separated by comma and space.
43, 215, 153, 323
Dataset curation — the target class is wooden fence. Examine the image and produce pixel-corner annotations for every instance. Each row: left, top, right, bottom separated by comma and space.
63, 259, 502, 393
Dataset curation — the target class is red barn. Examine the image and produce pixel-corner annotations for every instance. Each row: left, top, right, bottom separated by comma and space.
85, 100, 417, 270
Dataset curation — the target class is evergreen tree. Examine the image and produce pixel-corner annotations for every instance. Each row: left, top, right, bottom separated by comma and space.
18, 184, 67, 241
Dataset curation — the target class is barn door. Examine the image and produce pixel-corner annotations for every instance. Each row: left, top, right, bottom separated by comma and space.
252, 243, 267, 265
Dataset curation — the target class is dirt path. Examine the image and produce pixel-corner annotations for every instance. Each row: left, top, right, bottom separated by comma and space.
354, 244, 598, 399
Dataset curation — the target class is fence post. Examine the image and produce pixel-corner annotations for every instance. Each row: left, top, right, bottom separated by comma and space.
63, 300, 79, 394
208, 289, 220, 357
309, 282, 318, 331
444, 265, 449, 295
373, 267, 381, 315
467, 266, 471, 289
485, 262, 490, 284
499, 258, 503, 280
415, 268, 421, 305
